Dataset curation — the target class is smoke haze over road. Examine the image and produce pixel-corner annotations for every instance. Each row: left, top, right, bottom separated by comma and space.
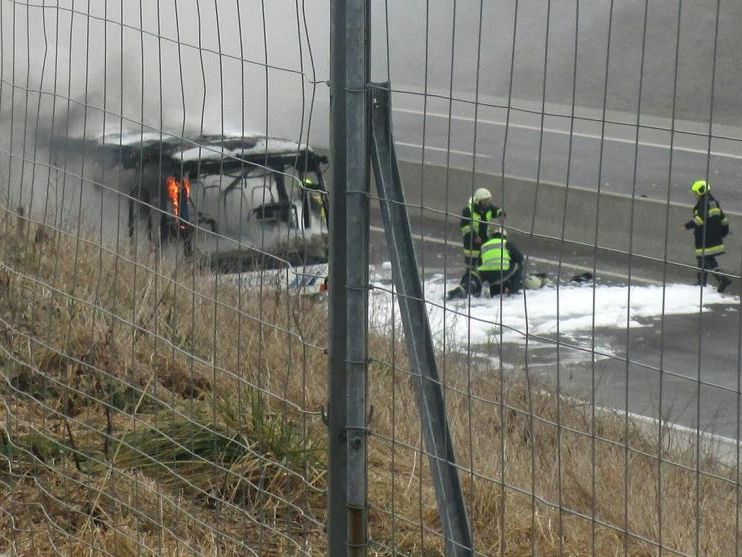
1, 1, 741, 226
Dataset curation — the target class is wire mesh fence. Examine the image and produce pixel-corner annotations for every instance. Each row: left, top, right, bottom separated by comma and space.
1, 1, 741, 556
0, 1, 329, 555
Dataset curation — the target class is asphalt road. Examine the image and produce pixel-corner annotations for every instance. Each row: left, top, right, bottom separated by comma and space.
374, 0, 742, 214
391, 108, 742, 211
369, 0, 742, 446
370, 214, 742, 444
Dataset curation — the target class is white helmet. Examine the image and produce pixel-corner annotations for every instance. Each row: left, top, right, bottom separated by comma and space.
473, 187, 491, 203
523, 275, 545, 290
488, 225, 506, 237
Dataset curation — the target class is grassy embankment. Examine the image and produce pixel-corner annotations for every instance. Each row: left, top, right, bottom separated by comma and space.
0, 210, 739, 556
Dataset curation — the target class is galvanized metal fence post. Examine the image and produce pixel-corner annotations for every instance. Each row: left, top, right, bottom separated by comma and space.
329, 1, 370, 555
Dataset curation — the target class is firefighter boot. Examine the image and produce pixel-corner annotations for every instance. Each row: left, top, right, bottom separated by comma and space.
446, 286, 467, 300
716, 272, 732, 293
695, 270, 708, 287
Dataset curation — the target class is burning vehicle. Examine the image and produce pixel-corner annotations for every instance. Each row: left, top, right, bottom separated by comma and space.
81, 130, 329, 273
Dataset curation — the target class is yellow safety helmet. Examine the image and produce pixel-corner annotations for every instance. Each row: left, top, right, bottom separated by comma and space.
691, 180, 710, 195
473, 187, 491, 203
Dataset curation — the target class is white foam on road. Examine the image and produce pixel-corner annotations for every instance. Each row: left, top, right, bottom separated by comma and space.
369, 271, 738, 356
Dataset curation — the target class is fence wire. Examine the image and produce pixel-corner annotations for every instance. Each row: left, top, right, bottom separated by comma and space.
0, 1, 328, 555
1, 1, 741, 556
365, 1, 742, 556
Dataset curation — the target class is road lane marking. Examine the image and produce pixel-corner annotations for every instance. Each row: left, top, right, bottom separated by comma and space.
394, 107, 742, 160
371, 225, 663, 285
395, 141, 492, 158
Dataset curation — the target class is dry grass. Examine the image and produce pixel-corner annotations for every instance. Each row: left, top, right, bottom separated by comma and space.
0, 209, 739, 556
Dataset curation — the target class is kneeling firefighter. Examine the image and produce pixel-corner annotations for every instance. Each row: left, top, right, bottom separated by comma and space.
447, 226, 524, 299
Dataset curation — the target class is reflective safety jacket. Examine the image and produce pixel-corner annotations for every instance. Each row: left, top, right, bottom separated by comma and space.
685, 192, 728, 257
478, 236, 511, 272
460, 201, 503, 258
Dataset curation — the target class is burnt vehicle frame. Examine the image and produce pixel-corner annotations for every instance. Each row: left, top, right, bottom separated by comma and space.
95, 132, 329, 271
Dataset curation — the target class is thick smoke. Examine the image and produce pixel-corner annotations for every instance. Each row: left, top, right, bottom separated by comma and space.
0, 0, 330, 248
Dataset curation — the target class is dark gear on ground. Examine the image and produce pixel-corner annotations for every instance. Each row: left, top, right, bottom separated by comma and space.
684, 180, 731, 292
460, 187, 505, 269
571, 272, 594, 283
522, 271, 592, 288
446, 269, 594, 301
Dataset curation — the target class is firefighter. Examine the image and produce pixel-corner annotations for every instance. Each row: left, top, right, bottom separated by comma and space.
684, 179, 731, 292
478, 227, 524, 296
447, 226, 524, 299
303, 176, 327, 225
447, 188, 504, 300
163, 171, 193, 256
460, 187, 505, 270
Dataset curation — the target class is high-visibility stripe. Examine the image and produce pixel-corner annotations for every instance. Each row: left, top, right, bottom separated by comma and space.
694, 215, 704, 225
708, 207, 722, 217
463, 249, 480, 257
462, 205, 496, 235
695, 243, 725, 256
479, 239, 510, 271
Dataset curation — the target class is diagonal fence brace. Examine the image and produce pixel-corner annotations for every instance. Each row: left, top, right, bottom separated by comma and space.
369, 82, 473, 556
